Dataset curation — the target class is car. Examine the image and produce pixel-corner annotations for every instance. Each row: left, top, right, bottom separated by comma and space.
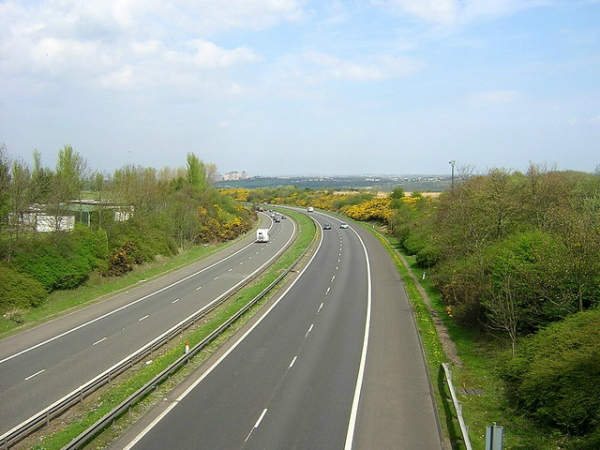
340, 222, 349, 229
281, 215, 286, 219
274, 216, 281, 223
323, 223, 332, 230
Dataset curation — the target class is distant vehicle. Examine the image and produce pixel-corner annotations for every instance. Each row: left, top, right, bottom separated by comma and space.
274, 216, 281, 223
256, 206, 265, 212
323, 223, 332, 230
256, 228, 269, 243
340, 222, 349, 229
281, 215, 286, 219
307, 206, 314, 212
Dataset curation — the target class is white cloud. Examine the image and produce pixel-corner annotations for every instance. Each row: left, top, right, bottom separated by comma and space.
469, 89, 520, 105
305, 52, 421, 82
590, 115, 600, 125
375, 0, 549, 26
99, 66, 135, 89
0, 1, 273, 94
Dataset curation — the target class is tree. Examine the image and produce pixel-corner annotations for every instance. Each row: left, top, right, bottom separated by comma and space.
390, 186, 405, 199
8, 160, 31, 241
0, 145, 10, 231
186, 153, 207, 191
50, 145, 86, 230
30, 150, 53, 203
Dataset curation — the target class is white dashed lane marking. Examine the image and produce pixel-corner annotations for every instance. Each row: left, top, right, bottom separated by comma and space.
25, 369, 45, 381
305, 323, 314, 338
92, 337, 107, 346
139, 315, 149, 322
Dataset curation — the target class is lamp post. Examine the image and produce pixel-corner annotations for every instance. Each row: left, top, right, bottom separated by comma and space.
449, 160, 456, 190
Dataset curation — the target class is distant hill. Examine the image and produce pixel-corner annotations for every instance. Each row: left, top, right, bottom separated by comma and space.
214, 175, 451, 192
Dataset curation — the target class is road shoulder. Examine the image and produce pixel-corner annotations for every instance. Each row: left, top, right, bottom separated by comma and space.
353, 224, 443, 449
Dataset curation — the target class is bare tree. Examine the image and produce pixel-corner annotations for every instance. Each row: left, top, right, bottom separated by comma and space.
484, 274, 520, 357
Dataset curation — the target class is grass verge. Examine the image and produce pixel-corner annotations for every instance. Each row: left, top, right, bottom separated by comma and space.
31, 209, 315, 450
0, 220, 259, 339
396, 246, 558, 449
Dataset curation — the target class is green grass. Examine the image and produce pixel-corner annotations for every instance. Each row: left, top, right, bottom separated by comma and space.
0, 223, 259, 339
34, 209, 316, 450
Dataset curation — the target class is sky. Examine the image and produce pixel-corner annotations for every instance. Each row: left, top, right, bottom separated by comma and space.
1, 0, 599, 176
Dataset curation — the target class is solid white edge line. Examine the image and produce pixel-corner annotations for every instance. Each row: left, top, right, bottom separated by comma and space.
0, 213, 275, 367
138, 315, 149, 322
122, 212, 323, 449
343, 220, 372, 450
0, 214, 290, 443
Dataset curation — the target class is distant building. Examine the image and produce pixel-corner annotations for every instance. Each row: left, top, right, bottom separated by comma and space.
14, 206, 75, 232
223, 170, 250, 181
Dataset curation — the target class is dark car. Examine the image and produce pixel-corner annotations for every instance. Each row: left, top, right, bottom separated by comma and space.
323, 223, 332, 230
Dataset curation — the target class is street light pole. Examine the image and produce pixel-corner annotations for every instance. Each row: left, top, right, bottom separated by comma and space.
449, 160, 456, 190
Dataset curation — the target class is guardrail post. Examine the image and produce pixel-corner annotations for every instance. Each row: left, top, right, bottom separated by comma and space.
46, 411, 50, 426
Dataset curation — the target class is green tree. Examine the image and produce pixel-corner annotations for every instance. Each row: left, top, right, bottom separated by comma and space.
186, 153, 207, 191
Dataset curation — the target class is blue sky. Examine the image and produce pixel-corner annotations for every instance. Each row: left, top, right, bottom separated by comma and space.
1, 0, 599, 176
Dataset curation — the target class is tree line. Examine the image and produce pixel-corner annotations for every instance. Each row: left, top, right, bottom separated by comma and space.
0, 145, 254, 319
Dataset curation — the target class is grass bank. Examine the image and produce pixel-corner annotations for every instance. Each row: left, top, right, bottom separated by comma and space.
32, 209, 316, 450
0, 220, 259, 339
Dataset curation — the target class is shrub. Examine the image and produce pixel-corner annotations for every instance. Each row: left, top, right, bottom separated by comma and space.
10, 226, 108, 291
0, 263, 48, 312
501, 309, 600, 435
416, 243, 440, 268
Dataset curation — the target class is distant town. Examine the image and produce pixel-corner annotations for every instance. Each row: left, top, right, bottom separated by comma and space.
214, 173, 455, 192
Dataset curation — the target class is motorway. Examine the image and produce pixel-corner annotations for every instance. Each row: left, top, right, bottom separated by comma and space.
0, 212, 295, 438
121, 210, 441, 450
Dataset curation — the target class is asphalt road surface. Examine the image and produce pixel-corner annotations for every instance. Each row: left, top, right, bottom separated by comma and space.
122, 209, 441, 450
0, 212, 295, 437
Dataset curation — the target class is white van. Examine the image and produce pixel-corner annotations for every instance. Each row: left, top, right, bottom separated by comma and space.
256, 228, 269, 243
307, 206, 314, 212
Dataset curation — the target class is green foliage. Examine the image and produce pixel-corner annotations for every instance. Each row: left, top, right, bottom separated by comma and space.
11, 225, 108, 291
501, 309, 600, 435
186, 153, 207, 191
0, 263, 48, 313
390, 186, 405, 199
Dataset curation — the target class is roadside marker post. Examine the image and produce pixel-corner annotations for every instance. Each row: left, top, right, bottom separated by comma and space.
185, 342, 190, 355
485, 423, 503, 450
